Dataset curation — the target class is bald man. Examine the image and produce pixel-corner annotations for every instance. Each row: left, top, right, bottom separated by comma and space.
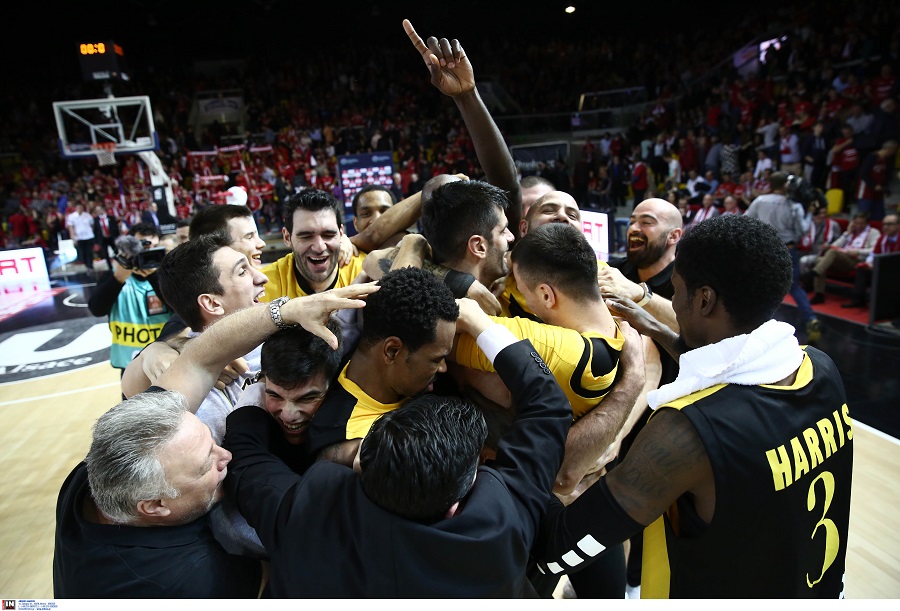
599, 198, 683, 328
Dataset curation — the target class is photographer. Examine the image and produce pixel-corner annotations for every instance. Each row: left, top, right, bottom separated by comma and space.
87, 222, 173, 377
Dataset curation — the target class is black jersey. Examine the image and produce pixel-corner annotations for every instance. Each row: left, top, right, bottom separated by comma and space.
643, 346, 853, 598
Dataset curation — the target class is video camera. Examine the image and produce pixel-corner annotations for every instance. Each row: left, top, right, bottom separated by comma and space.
786, 174, 826, 209
114, 235, 167, 271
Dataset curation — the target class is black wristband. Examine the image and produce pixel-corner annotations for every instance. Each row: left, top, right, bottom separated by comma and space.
443, 269, 477, 298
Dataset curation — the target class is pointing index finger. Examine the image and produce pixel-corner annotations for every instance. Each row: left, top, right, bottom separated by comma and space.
403, 19, 429, 56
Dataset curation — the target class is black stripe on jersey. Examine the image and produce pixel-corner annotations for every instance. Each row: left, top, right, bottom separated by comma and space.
569, 336, 621, 399
508, 295, 542, 323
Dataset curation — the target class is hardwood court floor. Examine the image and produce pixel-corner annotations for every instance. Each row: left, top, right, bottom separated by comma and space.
0, 359, 897, 599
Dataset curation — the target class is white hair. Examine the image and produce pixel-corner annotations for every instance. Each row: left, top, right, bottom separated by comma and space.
86, 390, 187, 524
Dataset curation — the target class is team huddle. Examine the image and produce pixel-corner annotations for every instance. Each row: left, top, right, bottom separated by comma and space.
51, 20, 853, 599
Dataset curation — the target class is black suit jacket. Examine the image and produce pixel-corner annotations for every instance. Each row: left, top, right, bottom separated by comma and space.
223, 338, 571, 598
141, 210, 160, 227
800, 133, 829, 166
53, 462, 260, 598
93, 215, 120, 243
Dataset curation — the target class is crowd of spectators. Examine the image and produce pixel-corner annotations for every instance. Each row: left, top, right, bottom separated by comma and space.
2, 0, 899, 263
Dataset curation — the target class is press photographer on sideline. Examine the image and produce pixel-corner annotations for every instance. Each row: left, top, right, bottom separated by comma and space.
88, 222, 173, 379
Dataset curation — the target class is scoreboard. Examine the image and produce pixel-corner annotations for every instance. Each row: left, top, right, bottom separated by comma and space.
78, 41, 129, 82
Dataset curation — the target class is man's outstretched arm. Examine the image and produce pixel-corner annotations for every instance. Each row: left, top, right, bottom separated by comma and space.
404, 19, 522, 238
350, 191, 423, 254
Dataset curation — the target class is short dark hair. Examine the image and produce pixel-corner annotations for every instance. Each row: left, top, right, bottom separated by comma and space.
352, 184, 395, 217
420, 180, 509, 264
157, 232, 232, 330
511, 223, 601, 303
260, 320, 343, 389
359, 394, 487, 524
520, 175, 556, 190
128, 222, 159, 239
283, 189, 343, 234
189, 204, 253, 240
360, 267, 459, 353
769, 171, 788, 191
675, 214, 791, 332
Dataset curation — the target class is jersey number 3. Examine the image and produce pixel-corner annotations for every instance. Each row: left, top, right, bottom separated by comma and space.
806, 471, 839, 588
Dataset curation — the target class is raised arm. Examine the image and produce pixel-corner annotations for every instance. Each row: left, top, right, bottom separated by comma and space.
404, 19, 522, 238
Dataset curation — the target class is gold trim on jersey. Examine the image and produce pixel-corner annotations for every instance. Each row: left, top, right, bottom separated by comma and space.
261, 252, 365, 301
336, 362, 405, 440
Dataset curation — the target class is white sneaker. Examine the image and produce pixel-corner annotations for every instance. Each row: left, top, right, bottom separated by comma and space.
625, 584, 641, 599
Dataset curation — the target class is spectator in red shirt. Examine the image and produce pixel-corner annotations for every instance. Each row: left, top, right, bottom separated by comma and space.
8, 205, 29, 247
829, 124, 860, 207
856, 140, 899, 221
866, 64, 897, 106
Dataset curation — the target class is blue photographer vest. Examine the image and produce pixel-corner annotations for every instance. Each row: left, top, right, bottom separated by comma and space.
108, 275, 171, 368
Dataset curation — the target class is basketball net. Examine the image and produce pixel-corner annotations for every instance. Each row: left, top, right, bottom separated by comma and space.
91, 142, 118, 166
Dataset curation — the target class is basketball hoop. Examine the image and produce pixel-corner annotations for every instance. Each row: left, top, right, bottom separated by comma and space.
91, 142, 118, 166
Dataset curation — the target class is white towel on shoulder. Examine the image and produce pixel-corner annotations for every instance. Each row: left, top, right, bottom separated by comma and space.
648, 320, 805, 410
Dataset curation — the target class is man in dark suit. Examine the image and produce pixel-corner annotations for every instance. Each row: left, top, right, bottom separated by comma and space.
800, 121, 830, 191
141, 201, 161, 229
91, 205, 120, 269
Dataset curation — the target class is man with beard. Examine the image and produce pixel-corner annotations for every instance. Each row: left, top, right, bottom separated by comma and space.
599, 198, 683, 320
452, 223, 644, 600
532, 215, 852, 598
262, 189, 366, 300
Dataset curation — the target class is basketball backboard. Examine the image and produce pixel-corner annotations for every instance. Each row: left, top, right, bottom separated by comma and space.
53, 95, 158, 160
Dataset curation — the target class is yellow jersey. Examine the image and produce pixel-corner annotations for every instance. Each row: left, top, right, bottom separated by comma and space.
261, 252, 366, 301
454, 315, 623, 419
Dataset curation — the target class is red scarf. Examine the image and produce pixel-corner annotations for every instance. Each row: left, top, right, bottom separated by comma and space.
800, 218, 836, 251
